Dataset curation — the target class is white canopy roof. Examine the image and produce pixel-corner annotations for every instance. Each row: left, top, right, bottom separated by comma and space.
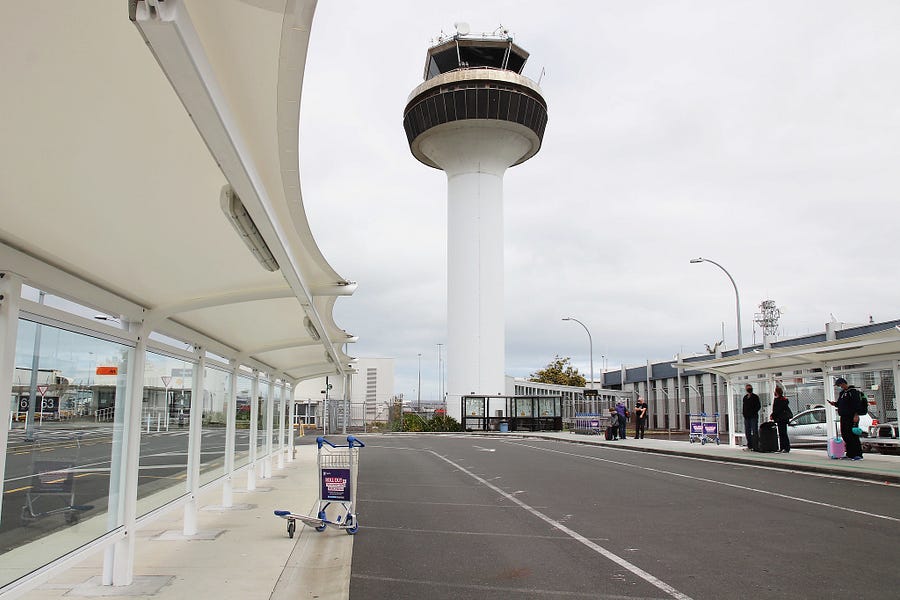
674, 327, 900, 377
0, 0, 354, 382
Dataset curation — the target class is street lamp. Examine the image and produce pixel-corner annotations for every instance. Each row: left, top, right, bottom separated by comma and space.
417, 353, 422, 412
690, 257, 743, 354
562, 317, 594, 389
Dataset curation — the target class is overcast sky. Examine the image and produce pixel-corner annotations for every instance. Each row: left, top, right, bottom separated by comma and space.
299, 0, 900, 400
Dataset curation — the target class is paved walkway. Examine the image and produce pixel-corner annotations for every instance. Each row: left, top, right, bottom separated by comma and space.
17, 431, 898, 599
486, 430, 900, 483
22, 443, 353, 600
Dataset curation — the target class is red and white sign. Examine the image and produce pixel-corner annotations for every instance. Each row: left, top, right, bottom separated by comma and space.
37, 385, 49, 397
161, 376, 172, 388
96, 366, 118, 376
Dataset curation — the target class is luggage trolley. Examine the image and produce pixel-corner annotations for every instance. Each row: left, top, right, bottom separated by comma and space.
688, 412, 720, 445
21, 433, 94, 525
275, 435, 365, 538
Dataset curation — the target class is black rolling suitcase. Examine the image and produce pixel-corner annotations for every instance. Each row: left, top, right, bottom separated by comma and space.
605, 425, 616, 440
758, 421, 779, 453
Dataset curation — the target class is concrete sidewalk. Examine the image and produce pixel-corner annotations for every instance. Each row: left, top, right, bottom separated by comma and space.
21, 444, 353, 600
490, 430, 900, 483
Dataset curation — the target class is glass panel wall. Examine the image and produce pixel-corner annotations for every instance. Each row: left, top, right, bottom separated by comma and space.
1, 319, 129, 587
257, 377, 269, 458
234, 374, 253, 468
199, 367, 230, 486
136, 352, 194, 515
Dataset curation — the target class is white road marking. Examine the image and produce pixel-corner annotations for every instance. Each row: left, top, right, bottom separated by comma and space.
429, 450, 694, 600
473, 445, 496, 452
510, 442, 900, 524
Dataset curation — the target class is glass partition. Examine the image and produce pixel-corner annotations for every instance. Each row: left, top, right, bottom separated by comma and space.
234, 374, 252, 468
199, 367, 230, 486
136, 352, 193, 515
257, 378, 269, 458
1, 319, 129, 587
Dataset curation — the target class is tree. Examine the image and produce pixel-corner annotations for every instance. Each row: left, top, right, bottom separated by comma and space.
529, 355, 586, 387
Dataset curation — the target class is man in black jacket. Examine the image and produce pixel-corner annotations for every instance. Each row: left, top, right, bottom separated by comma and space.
742, 384, 761, 451
829, 377, 863, 460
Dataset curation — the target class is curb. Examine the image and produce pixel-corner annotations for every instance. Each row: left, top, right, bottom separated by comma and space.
473, 432, 900, 485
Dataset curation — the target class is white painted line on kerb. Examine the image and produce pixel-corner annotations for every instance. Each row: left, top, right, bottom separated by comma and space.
429, 450, 694, 600
510, 442, 900, 524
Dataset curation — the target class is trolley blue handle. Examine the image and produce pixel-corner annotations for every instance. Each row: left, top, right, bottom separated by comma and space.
316, 435, 366, 449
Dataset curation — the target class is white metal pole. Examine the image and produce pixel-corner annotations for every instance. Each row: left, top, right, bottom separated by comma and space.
183, 349, 206, 536
726, 378, 737, 446
0, 272, 23, 527
263, 378, 274, 478
222, 366, 238, 507
247, 370, 259, 491
277, 381, 286, 469
107, 321, 147, 585
893, 361, 900, 438
286, 383, 295, 463
823, 367, 837, 439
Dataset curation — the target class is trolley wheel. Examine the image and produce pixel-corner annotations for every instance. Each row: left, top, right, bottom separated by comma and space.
315, 510, 327, 532
689, 438, 695, 444
346, 516, 358, 535
287, 519, 296, 538
20, 507, 31, 526
701, 438, 706, 445
65, 511, 79, 525
715, 438, 720, 445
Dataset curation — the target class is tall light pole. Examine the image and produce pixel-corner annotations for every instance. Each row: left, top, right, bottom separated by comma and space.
562, 317, 594, 389
417, 353, 422, 412
436, 343, 444, 408
690, 257, 743, 354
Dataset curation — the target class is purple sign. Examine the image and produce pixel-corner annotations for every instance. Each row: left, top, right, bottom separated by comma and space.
321, 468, 351, 502
703, 422, 718, 435
690, 422, 703, 434
590, 420, 600, 428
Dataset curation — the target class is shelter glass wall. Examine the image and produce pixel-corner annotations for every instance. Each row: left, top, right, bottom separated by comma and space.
136, 352, 193, 515
234, 374, 253, 468
1, 319, 129, 587
199, 367, 230, 486
257, 377, 269, 456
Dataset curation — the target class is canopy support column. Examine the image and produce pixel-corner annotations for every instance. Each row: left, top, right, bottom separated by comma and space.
222, 366, 238, 507
263, 378, 275, 478
823, 367, 837, 439
183, 349, 206, 536
726, 378, 737, 446
277, 382, 286, 469
247, 370, 259, 491
0, 272, 23, 528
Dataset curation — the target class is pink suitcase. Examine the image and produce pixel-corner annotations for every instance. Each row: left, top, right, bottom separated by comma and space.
827, 436, 845, 459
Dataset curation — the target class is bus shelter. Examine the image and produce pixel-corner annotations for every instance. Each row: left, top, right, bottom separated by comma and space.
675, 327, 900, 447
462, 395, 563, 432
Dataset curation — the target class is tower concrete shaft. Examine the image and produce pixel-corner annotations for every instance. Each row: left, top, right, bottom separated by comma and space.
404, 31, 547, 421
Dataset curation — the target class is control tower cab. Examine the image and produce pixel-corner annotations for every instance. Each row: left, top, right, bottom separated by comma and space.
403, 26, 548, 421
403, 27, 548, 170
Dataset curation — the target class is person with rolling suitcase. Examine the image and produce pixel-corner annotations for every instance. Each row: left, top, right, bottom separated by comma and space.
828, 377, 864, 460
770, 387, 793, 453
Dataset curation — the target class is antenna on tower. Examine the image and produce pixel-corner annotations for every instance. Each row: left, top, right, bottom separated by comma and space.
754, 300, 781, 338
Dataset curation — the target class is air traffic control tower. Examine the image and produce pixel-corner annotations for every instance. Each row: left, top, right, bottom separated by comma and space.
403, 25, 548, 421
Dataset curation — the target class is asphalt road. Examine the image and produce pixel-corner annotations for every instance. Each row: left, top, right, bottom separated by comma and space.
1, 424, 282, 552
349, 435, 900, 600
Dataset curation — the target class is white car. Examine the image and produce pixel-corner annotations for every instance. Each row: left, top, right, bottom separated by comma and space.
786, 406, 875, 445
